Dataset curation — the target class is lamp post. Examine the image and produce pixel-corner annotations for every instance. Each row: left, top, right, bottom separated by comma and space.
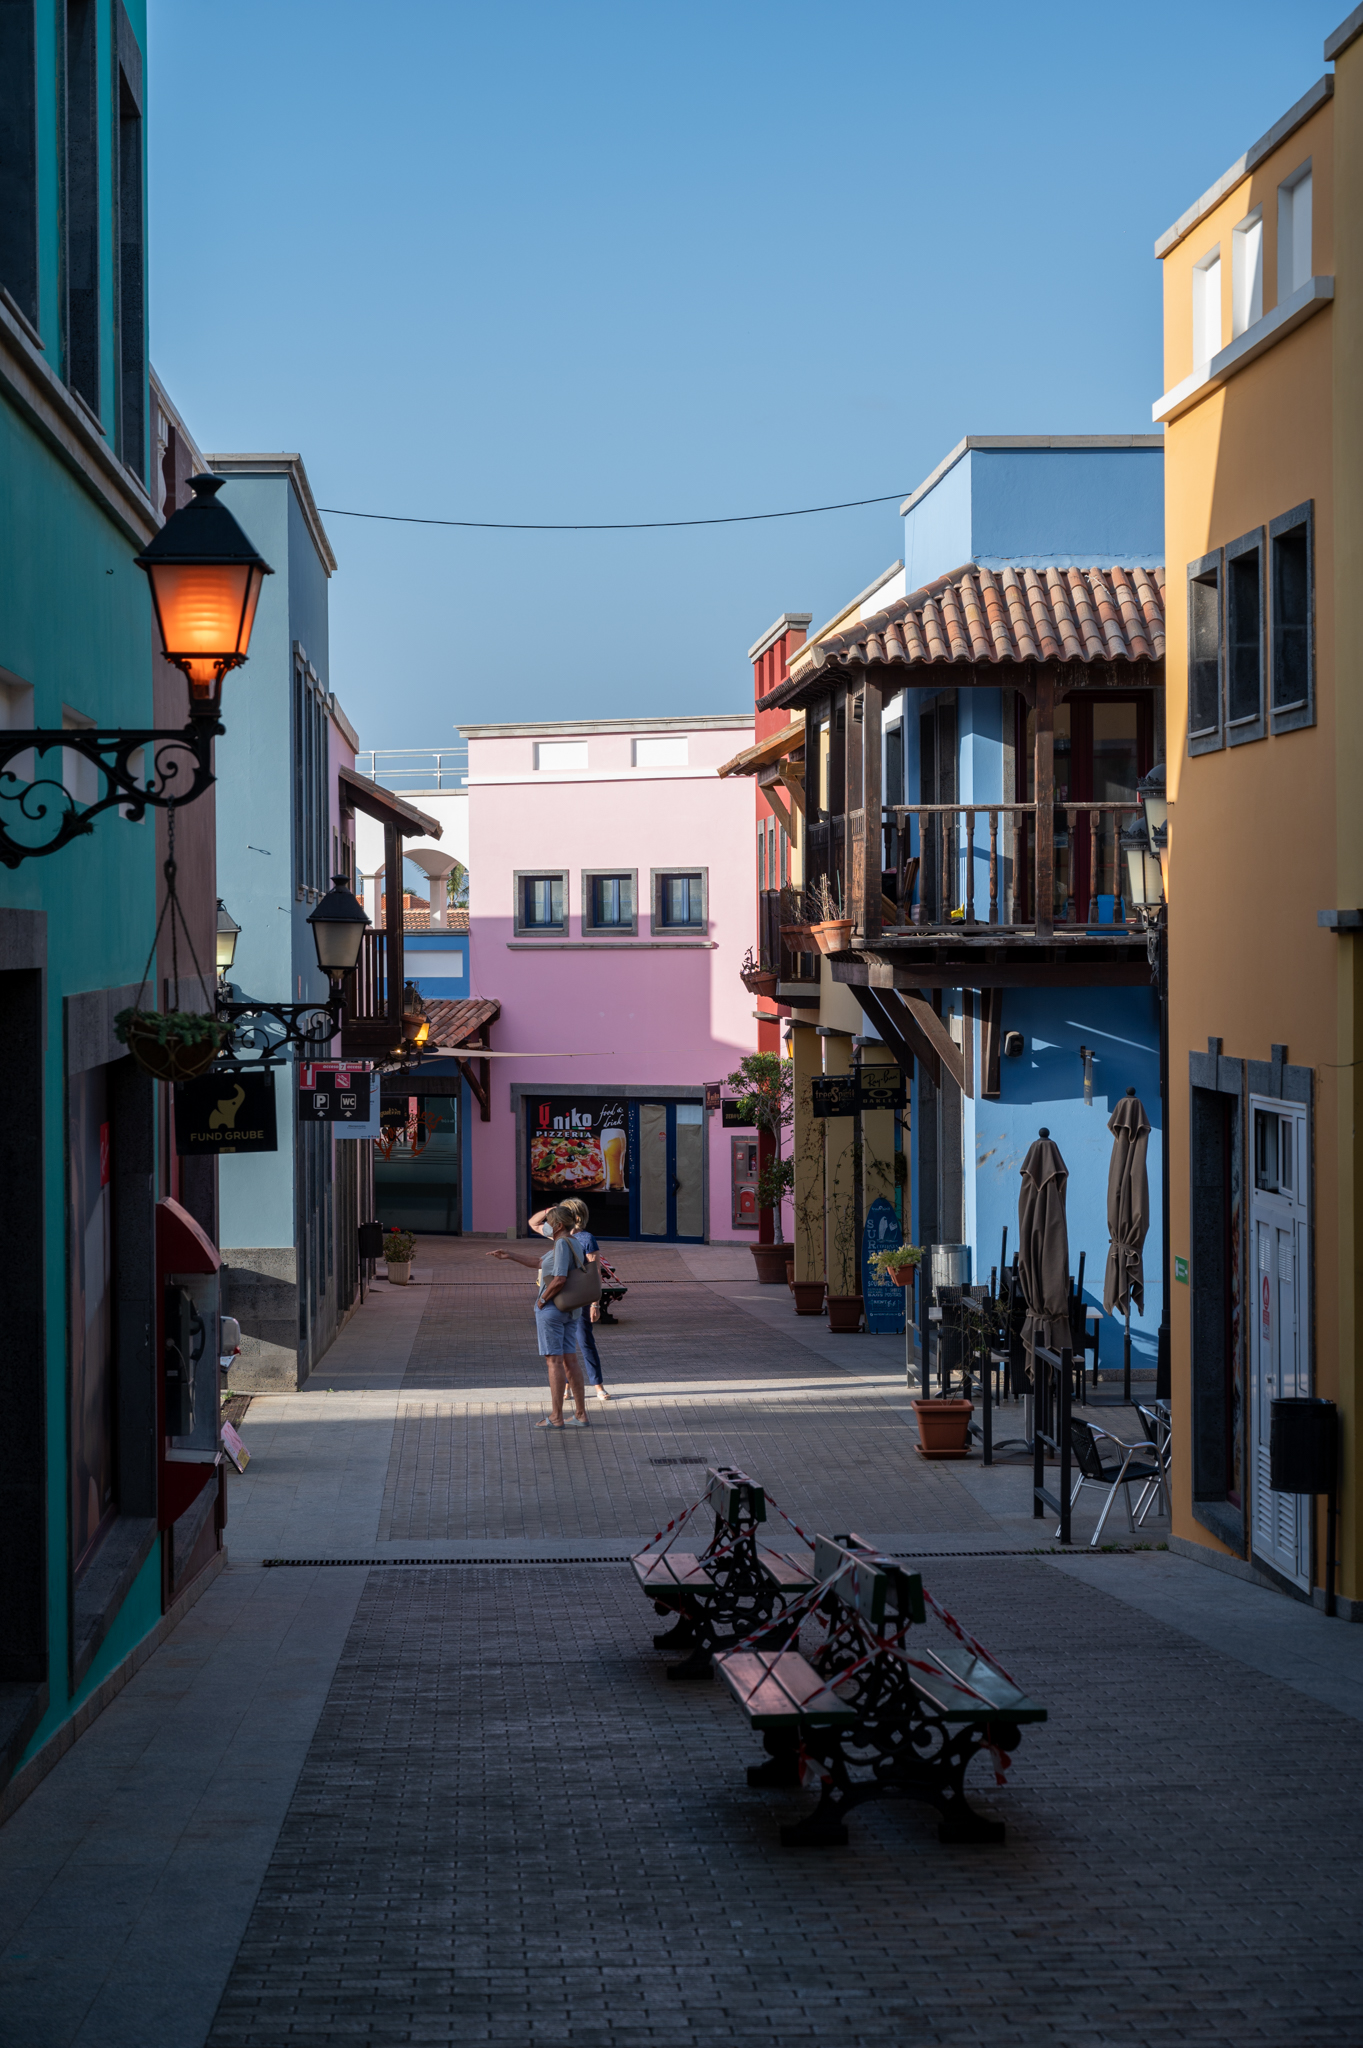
215, 875, 370, 1064
1124, 765, 1171, 1403
0, 474, 271, 866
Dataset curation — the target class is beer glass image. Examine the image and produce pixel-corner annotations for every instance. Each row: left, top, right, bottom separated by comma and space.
601, 1125, 626, 1191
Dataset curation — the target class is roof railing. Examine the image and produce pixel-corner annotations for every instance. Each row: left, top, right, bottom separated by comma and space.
354, 742, 468, 792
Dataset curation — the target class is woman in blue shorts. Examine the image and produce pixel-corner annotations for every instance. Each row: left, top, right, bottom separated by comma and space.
562, 1197, 610, 1403
487, 1204, 589, 1428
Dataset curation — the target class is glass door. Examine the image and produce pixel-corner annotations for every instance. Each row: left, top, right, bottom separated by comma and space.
1250, 1099, 1311, 1588
630, 1100, 706, 1241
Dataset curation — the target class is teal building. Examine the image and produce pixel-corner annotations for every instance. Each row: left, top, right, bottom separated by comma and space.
0, 4, 229, 1808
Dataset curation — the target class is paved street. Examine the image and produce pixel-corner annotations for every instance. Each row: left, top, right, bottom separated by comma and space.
3, 1243, 1362, 2046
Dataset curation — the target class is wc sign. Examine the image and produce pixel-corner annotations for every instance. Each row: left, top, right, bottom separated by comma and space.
298, 1062, 374, 1124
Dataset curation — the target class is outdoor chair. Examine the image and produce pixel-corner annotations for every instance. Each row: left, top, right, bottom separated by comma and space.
1135, 1403, 1172, 1525
1062, 1420, 1166, 1547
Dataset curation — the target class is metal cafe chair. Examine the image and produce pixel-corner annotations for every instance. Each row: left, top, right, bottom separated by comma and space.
1134, 1402, 1172, 1526
1062, 1421, 1167, 1547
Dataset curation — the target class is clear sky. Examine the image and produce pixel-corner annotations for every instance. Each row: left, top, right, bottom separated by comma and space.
148, 0, 1344, 747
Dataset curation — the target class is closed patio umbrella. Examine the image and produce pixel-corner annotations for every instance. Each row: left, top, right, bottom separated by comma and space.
1017, 1128, 1072, 1359
1102, 1088, 1151, 1404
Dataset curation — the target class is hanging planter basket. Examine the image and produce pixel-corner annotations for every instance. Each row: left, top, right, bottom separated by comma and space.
116, 1008, 231, 1082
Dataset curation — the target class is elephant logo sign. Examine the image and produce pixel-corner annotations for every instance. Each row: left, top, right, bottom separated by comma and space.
209, 1085, 247, 1133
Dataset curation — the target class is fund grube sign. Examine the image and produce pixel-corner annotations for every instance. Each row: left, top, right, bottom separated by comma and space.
174, 1070, 278, 1156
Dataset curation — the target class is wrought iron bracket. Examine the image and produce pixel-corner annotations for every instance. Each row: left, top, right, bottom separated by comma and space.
0, 721, 218, 867
215, 993, 342, 1067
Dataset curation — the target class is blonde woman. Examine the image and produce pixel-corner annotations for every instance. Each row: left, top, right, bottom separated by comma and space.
487, 1205, 589, 1427
527, 1197, 610, 1404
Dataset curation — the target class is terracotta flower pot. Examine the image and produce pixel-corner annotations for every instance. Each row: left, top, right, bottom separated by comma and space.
749, 1245, 788, 1284
911, 1397, 974, 1458
884, 1266, 917, 1287
740, 968, 779, 998
386, 1260, 412, 1286
826, 1293, 863, 1332
792, 1280, 826, 1315
811, 919, 853, 956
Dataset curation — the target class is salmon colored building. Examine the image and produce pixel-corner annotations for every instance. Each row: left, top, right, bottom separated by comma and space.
1156, 8, 1363, 1614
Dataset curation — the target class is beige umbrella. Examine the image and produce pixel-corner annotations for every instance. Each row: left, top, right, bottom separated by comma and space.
1103, 1089, 1151, 1318
1017, 1129, 1072, 1357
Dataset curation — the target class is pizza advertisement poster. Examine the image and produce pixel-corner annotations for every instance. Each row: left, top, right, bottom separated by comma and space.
529, 1098, 628, 1194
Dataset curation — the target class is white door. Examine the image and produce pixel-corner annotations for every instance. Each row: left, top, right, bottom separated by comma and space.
1249, 1098, 1311, 1589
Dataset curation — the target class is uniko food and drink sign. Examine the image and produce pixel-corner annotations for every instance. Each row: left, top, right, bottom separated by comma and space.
529, 1098, 628, 1196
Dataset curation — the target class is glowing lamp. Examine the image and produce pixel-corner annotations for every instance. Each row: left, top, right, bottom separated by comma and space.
136, 475, 272, 721
216, 899, 241, 976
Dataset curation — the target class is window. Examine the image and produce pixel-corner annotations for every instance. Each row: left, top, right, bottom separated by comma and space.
1192, 247, 1222, 364
514, 870, 567, 934
293, 656, 328, 895
1232, 210, 1263, 337
64, 0, 100, 412
582, 869, 636, 933
652, 868, 707, 933
0, 0, 39, 330
535, 740, 588, 771
1187, 552, 1222, 754
1225, 528, 1265, 745
115, 11, 145, 479
633, 735, 687, 767
1270, 500, 1314, 733
1277, 163, 1312, 301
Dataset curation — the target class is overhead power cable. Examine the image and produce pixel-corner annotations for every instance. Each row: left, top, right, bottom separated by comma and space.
315, 489, 909, 533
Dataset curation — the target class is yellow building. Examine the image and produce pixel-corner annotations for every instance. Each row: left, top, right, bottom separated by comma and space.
1157, 9, 1363, 1613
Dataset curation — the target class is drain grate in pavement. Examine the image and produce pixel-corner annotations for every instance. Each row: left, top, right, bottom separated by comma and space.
647, 1455, 709, 1466
263, 1556, 634, 1568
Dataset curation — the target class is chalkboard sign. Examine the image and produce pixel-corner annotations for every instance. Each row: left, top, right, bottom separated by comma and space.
862, 1195, 907, 1334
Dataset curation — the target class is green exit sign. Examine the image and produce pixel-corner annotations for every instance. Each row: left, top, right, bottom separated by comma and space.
1174, 1256, 1189, 1285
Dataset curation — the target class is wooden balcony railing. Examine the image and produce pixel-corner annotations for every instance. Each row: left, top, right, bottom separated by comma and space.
883, 801, 1141, 936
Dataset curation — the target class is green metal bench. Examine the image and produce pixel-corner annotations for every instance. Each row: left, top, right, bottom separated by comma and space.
631, 1466, 816, 1681
716, 1532, 1046, 1847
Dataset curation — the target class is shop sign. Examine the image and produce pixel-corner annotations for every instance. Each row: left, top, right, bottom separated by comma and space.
857, 1067, 906, 1113
298, 1063, 374, 1124
721, 1098, 753, 1128
811, 1074, 858, 1118
174, 1069, 278, 1156
529, 1096, 628, 1196
704, 1083, 721, 1112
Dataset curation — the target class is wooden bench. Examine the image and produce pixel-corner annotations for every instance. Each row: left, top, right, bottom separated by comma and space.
716, 1533, 1046, 1847
631, 1466, 816, 1681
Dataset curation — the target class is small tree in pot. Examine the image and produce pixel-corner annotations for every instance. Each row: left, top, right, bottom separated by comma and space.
383, 1227, 417, 1284
725, 1050, 793, 1280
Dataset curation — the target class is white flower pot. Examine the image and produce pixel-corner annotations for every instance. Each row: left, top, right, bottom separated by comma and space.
386, 1260, 411, 1285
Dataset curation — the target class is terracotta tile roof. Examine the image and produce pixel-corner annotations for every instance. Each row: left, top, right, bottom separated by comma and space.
424, 997, 500, 1048
398, 907, 468, 932
773, 561, 1165, 706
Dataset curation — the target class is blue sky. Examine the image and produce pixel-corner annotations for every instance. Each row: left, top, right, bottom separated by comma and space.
148, 0, 1343, 746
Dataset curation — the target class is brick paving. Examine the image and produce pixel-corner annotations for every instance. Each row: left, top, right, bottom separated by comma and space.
208, 1559, 1363, 2047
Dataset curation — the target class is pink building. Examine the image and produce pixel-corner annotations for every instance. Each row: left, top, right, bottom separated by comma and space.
464, 714, 757, 1241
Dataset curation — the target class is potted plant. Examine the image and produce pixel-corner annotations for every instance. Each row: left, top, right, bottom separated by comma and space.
725, 1051, 794, 1282
910, 1286, 983, 1457
869, 1243, 923, 1288
738, 947, 779, 999
115, 1006, 231, 1082
383, 1227, 416, 1284
807, 874, 853, 957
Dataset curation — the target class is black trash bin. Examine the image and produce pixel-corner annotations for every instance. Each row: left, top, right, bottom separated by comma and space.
1270, 1397, 1338, 1495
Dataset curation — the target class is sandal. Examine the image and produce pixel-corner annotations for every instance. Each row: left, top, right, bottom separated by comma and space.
563, 1414, 590, 1427
536, 1417, 565, 1429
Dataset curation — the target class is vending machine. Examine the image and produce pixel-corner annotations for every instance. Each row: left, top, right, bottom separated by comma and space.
731, 1137, 759, 1231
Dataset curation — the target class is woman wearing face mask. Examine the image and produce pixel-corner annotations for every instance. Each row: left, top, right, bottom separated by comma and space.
487, 1204, 589, 1427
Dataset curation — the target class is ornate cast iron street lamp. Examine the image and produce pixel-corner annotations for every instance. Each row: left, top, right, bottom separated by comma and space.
215, 876, 370, 1065
215, 899, 241, 982
0, 474, 271, 867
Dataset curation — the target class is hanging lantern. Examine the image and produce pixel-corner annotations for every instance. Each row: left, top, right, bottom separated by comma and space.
136, 475, 273, 722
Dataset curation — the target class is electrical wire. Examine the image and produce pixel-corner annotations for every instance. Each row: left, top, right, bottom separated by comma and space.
314, 489, 909, 533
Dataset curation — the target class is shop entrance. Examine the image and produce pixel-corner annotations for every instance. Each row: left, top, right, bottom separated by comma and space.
1250, 1097, 1311, 1589
526, 1093, 705, 1242
376, 1093, 463, 1234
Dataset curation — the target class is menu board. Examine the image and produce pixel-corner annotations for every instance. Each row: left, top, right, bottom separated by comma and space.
527, 1096, 629, 1238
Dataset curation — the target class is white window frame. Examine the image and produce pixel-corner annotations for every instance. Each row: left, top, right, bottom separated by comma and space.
1232, 208, 1263, 338
534, 740, 589, 772
581, 867, 638, 936
650, 867, 708, 936
1192, 246, 1222, 366
1277, 161, 1313, 303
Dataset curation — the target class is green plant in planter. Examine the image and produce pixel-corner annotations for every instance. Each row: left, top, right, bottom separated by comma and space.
725, 1050, 793, 1244
869, 1243, 923, 1279
114, 1006, 232, 1081
383, 1229, 417, 1264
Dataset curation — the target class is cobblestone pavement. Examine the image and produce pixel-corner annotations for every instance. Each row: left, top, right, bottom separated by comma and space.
208, 1560, 1363, 2048
6, 1239, 1363, 2047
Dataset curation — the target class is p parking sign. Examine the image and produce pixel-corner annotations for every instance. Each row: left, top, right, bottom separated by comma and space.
298, 1063, 374, 1124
